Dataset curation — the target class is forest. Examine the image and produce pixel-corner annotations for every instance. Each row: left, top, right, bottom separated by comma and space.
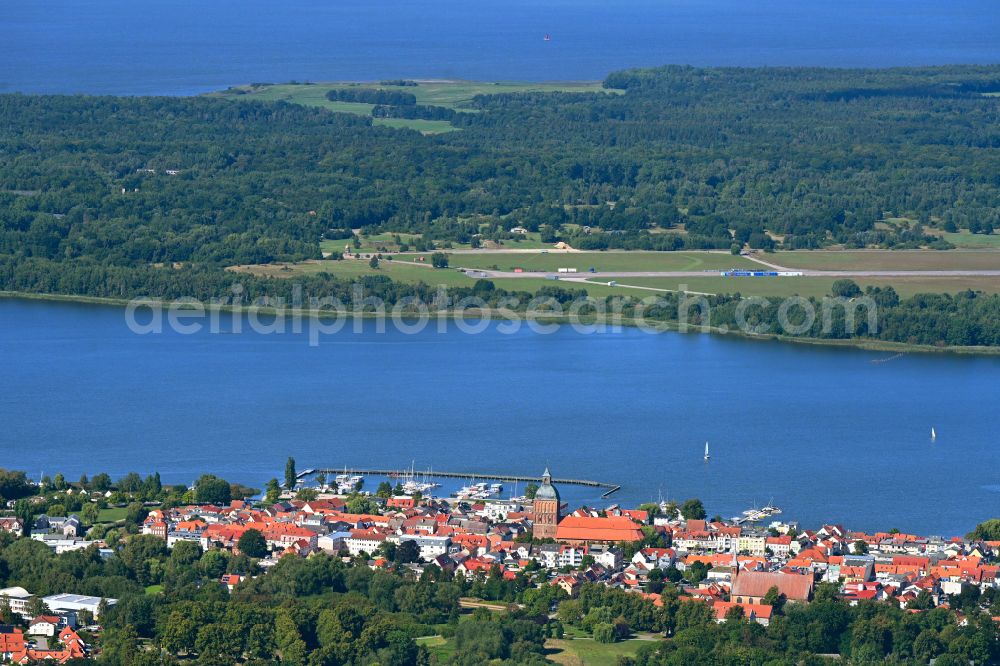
2, 65, 1000, 347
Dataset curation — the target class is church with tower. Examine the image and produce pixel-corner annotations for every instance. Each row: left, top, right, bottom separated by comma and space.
531, 468, 560, 539
531, 468, 646, 545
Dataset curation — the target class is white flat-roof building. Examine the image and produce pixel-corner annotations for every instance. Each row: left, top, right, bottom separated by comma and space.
42, 593, 117, 619
317, 531, 351, 554
395, 535, 451, 560
0, 586, 34, 616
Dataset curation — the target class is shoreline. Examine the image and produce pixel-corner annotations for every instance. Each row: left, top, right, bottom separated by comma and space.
4, 290, 998, 357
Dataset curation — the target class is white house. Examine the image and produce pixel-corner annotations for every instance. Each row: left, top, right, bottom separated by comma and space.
346, 531, 386, 557
317, 531, 352, 554
480, 500, 522, 522
396, 535, 451, 560
534, 544, 560, 569
27, 615, 62, 637
587, 544, 622, 569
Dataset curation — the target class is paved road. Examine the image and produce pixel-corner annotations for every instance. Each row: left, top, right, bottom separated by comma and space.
466, 268, 1000, 279
356, 251, 1000, 280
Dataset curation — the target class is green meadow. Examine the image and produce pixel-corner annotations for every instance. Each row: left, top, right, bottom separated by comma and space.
230, 257, 632, 299
544, 636, 652, 665
430, 251, 759, 273
941, 231, 1000, 249
605, 275, 1000, 298
771, 249, 1000, 271
212, 79, 614, 134
96, 507, 128, 523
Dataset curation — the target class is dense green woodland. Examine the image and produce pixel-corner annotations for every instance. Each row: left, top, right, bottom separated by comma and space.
2, 65, 1000, 346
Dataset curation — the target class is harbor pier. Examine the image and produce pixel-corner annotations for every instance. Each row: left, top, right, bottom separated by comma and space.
298, 467, 621, 498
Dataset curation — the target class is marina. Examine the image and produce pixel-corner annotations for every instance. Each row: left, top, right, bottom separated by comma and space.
732, 501, 783, 525
298, 467, 622, 498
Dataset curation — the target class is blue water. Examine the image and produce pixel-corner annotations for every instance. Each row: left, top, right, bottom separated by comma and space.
1, 298, 998, 536
2, 0, 999, 96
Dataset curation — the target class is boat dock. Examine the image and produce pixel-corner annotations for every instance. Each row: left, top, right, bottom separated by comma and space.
297, 468, 621, 498
731, 503, 782, 525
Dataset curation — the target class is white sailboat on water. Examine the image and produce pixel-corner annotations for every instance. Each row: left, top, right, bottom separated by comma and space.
931, 427, 937, 440
703, 441, 710, 461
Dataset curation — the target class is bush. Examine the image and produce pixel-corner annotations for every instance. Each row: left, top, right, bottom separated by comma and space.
832, 279, 862, 298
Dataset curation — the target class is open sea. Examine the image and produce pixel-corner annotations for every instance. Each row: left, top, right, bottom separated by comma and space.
1, 298, 998, 536
1, 0, 999, 96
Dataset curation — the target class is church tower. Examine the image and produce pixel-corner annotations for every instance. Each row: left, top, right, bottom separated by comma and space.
532, 468, 560, 539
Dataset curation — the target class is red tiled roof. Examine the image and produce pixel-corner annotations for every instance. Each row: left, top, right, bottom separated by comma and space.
714, 600, 774, 621
731, 571, 813, 602
555, 515, 644, 543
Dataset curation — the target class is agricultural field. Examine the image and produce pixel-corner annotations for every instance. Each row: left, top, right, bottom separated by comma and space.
770, 250, 1000, 271
211, 80, 613, 134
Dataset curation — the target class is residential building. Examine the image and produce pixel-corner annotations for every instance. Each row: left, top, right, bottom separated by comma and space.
0, 588, 33, 616
396, 534, 451, 560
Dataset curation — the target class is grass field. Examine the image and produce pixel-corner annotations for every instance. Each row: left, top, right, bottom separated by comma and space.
942, 232, 1000, 249
229, 258, 633, 298
97, 507, 128, 523
145, 585, 163, 595
322, 232, 425, 254
544, 637, 651, 666
606, 275, 1000, 298
322, 231, 554, 254
771, 250, 1000, 271
231, 247, 1000, 302
415, 634, 652, 665
415, 636, 454, 662
212, 80, 613, 134
431, 251, 759, 273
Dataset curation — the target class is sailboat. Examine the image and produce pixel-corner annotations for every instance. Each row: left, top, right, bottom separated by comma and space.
931, 427, 937, 440
543, 34, 552, 42
703, 441, 710, 461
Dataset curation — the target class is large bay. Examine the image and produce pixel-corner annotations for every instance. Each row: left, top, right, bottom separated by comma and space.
1, 298, 997, 536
